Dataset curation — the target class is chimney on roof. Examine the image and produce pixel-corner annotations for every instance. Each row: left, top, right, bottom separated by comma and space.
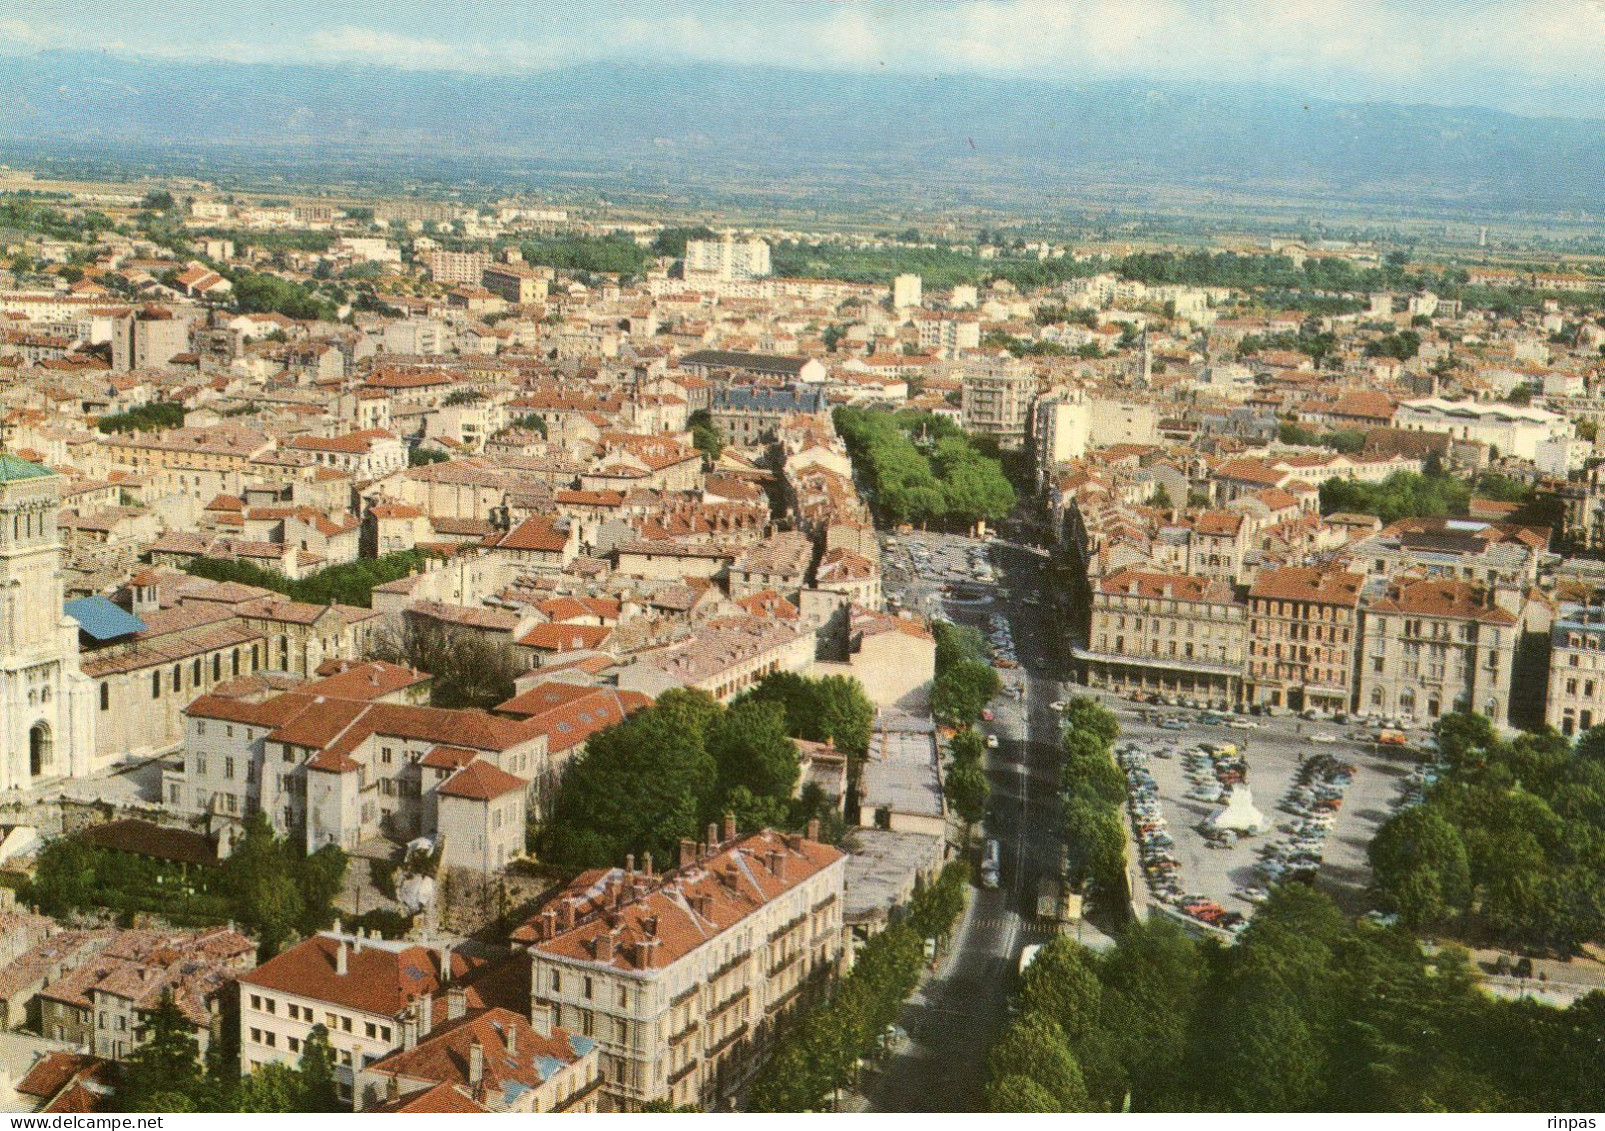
401, 1009, 419, 1052
767, 849, 787, 881
642, 851, 653, 877
557, 901, 575, 932
335, 940, 348, 976
468, 1038, 484, 1088
723, 812, 737, 844
530, 1001, 553, 1039
447, 985, 467, 1021
539, 908, 557, 940
595, 933, 615, 962
416, 990, 434, 1035
806, 817, 821, 843
505, 1023, 516, 1056
707, 821, 720, 851
386, 1072, 400, 1103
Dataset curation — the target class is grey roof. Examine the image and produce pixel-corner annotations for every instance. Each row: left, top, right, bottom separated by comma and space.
713, 385, 827, 414
859, 718, 943, 819
682, 350, 814, 376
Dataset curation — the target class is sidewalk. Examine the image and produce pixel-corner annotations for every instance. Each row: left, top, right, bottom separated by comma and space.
834, 885, 979, 1112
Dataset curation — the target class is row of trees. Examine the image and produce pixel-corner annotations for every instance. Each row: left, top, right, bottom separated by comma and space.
931, 622, 1002, 729
27, 813, 346, 957
97, 401, 185, 435
944, 728, 991, 833
1058, 698, 1129, 922
541, 674, 870, 870
987, 886, 1605, 1112
747, 862, 970, 1111
181, 548, 436, 608
833, 408, 1015, 528
1368, 713, 1605, 952
122, 994, 339, 1112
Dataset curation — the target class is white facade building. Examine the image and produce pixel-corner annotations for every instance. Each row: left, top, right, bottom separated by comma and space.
1394, 398, 1574, 462
684, 235, 771, 281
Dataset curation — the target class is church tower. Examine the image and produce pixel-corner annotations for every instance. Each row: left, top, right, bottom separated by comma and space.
0, 454, 93, 788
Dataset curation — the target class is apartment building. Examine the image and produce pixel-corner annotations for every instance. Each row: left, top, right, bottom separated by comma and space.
684, 235, 772, 281
1075, 569, 1248, 706
284, 429, 406, 480
1545, 604, 1605, 735
240, 931, 496, 1107
915, 313, 980, 354
513, 822, 845, 1111
1244, 567, 1364, 713
481, 263, 550, 306
1356, 578, 1518, 727
960, 361, 1036, 450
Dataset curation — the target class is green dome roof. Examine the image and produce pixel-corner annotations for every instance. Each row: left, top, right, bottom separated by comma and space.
0, 453, 54, 482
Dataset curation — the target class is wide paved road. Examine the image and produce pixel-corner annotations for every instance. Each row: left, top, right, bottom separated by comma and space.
865, 543, 1081, 1112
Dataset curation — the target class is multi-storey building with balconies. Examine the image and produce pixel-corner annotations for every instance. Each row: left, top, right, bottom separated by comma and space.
1074, 568, 1247, 707
513, 821, 845, 1111
1356, 577, 1519, 727
1244, 566, 1364, 713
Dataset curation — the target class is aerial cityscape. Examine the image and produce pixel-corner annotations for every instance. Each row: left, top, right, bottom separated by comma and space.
0, 0, 1601, 1118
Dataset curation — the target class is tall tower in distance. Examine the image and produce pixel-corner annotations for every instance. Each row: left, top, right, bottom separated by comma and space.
0, 454, 93, 788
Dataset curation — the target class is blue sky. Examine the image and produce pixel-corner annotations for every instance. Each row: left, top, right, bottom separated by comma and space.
2, 1, 1602, 117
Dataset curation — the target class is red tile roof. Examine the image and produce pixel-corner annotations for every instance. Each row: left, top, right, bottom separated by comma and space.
241, 934, 481, 1019
514, 829, 843, 970
438, 759, 528, 801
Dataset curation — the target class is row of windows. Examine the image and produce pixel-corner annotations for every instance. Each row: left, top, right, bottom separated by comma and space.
133, 647, 251, 705
250, 993, 389, 1042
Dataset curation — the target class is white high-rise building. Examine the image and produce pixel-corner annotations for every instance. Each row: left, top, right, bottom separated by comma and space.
0, 455, 94, 788
684, 234, 771, 281
893, 273, 923, 310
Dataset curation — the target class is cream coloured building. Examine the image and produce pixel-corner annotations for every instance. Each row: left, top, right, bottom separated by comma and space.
1075, 569, 1247, 706
514, 823, 845, 1111
1356, 577, 1518, 727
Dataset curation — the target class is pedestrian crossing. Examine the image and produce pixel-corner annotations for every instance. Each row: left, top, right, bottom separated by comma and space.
970, 916, 1059, 934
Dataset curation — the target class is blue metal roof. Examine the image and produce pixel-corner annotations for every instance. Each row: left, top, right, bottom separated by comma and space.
63, 596, 147, 642
0, 453, 53, 482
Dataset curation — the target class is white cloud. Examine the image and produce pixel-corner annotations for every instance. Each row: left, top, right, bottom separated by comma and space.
2, 1, 1601, 113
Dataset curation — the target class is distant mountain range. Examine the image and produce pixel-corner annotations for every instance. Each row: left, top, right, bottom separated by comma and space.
1, 50, 1601, 218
